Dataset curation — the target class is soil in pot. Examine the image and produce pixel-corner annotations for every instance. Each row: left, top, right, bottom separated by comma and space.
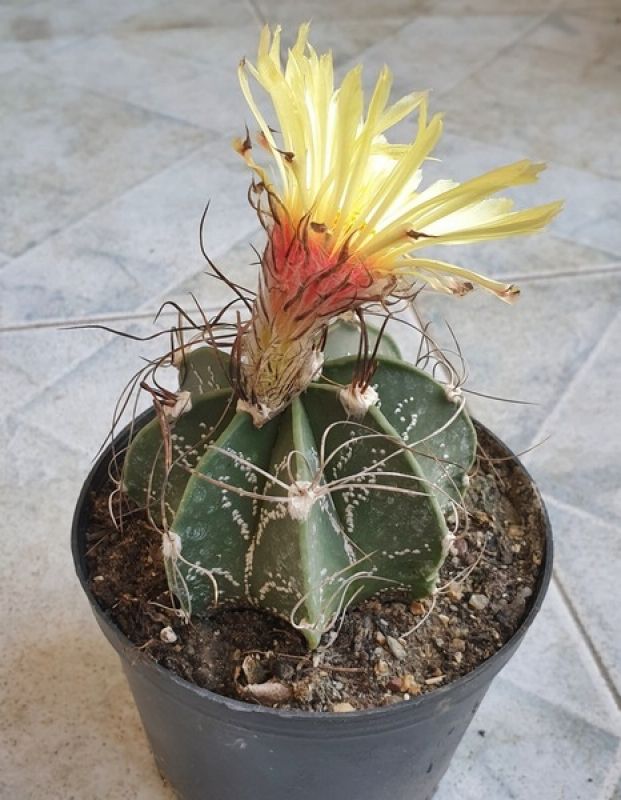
85, 427, 545, 712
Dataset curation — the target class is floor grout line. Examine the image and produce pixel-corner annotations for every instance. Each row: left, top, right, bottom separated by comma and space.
21, 39, 245, 142
434, 1, 565, 101
504, 263, 621, 284
0, 306, 221, 334
546, 494, 619, 535
553, 571, 621, 711
519, 308, 621, 714
553, 230, 621, 259
3, 257, 619, 334
2, 230, 261, 419
526, 306, 621, 450
131, 225, 262, 317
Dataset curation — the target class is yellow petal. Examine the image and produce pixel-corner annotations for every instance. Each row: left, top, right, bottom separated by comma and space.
393, 257, 520, 303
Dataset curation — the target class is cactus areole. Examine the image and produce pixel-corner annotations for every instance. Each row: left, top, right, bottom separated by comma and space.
119, 24, 560, 650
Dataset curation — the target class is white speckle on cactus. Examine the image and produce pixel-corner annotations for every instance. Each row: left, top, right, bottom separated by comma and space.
231, 508, 251, 540
339, 383, 379, 419
334, 443, 354, 474
393, 397, 419, 442
205, 365, 216, 388
288, 480, 317, 521
207, 567, 240, 588
258, 575, 299, 600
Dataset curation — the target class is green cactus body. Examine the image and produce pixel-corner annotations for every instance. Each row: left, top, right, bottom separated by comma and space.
123, 324, 476, 648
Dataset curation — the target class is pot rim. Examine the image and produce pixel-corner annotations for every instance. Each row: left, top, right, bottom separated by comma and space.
72, 414, 553, 727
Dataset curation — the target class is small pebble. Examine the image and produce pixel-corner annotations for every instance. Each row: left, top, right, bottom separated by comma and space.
160, 626, 177, 644
375, 631, 386, 645
375, 659, 390, 675
451, 538, 469, 557
245, 681, 292, 706
332, 702, 356, 713
401, 674, 421, 695
446, 582, 463, 602
241, 655, 268, 685
425, 675, 445, 686
386, 636, 407, 661
469, 593, 490, 611
410, 601, 426, 615
454, 652, 463, 664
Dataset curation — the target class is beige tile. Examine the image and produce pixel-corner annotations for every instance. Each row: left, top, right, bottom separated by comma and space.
0, 0, 163, 41
435, 677, 619, 799
526, 310, 621, 524
115, 0, 259, 35
254, 0, 425, 23
0, 423, 173, 800
416, 0, 560, 11
545, 501, 621, 696
0, 36, 70, 76
35, 25, 262, 136
0, 143, 256, 326
166, 227, 264, 311
356, 14, 538, 96
502, 582, 620, 735
442, 40, 621, 179
0, 70, 208, 257
0, 326, 109, 415
561, 0, 621, 20
12, 320, 176, 457
530, 11, 621, 65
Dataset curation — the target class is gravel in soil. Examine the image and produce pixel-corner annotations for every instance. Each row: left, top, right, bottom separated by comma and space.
86, 428, 546, 712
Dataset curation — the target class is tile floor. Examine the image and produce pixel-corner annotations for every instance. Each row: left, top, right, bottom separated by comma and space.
0, 0, 619, 798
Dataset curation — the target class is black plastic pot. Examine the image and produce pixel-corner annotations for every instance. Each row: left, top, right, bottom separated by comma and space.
72, 417, 552, 800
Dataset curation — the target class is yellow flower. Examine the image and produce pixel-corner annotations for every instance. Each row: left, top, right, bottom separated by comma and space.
233, 24, 562, 425
236, 23, 562, 305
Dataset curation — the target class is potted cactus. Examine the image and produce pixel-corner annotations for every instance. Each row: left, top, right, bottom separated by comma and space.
73, 24, 561, 800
